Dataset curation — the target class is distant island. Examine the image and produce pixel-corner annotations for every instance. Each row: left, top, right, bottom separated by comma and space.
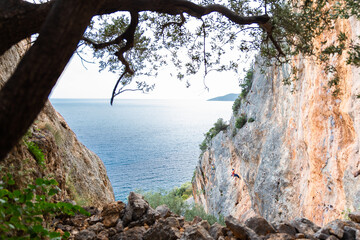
208, 93, 239, 101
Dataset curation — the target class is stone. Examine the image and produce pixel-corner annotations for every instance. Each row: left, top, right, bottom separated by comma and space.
143, 220, 181, 240
295, 233, 305, 238
245, 215, 276, 236
122, 192, 149, 226
88, 214, 103, 225
166, 217, 181, 228
74, 229, 96, 240
342, 226, 356, 240
101, 201, 125, 227
290, 218, 320, 235
225, 215, 261, 240
120, 226, 146, 240
326, 236, 339, 240
349, 212, 360, 223
97, 230, 109, 240
265, 233, 294, 240
87, 222, 105, 233
273, 222, 297, 236
156, 204, 171, 218
191, 216, 203, 225
115, 219, 124, 232
180, 225, 214, 240
314, 219, 345, 239
198, 220, 211, 231
209, 222, 225, 239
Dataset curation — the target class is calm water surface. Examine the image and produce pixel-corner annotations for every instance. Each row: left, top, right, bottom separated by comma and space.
51, 99, 233, 201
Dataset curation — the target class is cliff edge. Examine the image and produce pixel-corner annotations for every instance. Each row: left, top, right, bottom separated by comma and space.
0, 40, 115, 207
193, 17, 360, 226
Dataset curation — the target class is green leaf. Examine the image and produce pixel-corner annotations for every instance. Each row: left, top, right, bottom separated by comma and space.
35, 178, 44, 186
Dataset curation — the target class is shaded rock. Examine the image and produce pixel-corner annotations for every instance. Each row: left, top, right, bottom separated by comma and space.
74, 229, 96, 240
97, 230, 109, 240
290, 218, 320, 235
295, 233, 305, 238
166, 217, 181, 228
326, 235, 339, 240
225, 215, 261, 240
265, 233, 294, 240
83, 206, 100, 216
87, 222, 104, 234
156, 204, 171, 218
191, 216, 203, 225
122, 192, 149, 226
102, 201, 125, 228
343, 226, 357, 240
88, 214, 103, 225
198, 220, 211, 232
143, 219, 181, 240
209, 222, 225, 239
245, 215, 276, 236
56, 224, 72, 232
314, 220, 344, 239
180, 225, 214, 240
349, 212, 360, 223
273, 222, 297, 236
115, 219, 124, 232
111, 226, 146, 240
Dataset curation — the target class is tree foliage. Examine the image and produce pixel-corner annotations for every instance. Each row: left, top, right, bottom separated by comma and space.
1, 0, 360, 161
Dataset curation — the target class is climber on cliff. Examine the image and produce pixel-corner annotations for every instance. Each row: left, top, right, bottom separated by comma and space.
231, 169, 240, 179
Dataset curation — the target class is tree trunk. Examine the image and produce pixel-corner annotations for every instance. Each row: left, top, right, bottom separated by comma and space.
0, 0, 102, 161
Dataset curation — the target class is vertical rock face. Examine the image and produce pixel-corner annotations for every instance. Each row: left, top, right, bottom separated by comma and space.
0, 41, 115, 207
193, 17, 360, 226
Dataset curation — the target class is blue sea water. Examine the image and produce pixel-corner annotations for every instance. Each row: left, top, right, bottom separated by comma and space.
50, 99, 233, 201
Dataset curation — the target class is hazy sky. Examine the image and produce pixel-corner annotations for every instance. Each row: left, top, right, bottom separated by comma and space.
50, 54, 244, 100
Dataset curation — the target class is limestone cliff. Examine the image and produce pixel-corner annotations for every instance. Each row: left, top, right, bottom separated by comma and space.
0, 41, 115, 207
193, 17, 360, 226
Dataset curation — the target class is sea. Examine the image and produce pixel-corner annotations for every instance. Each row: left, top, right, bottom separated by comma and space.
50, 99, 233, 201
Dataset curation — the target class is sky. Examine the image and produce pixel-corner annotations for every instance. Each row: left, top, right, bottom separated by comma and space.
50, 53, 245, 100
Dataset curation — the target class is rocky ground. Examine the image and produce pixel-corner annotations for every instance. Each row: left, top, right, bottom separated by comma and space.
54, 192, 360, 240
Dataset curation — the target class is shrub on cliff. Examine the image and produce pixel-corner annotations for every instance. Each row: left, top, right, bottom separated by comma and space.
235, 114, 247, 129
199, 118, 229, 153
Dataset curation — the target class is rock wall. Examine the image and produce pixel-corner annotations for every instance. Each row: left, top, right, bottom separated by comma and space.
0, 40, 115, 207
193, 17, 360, 226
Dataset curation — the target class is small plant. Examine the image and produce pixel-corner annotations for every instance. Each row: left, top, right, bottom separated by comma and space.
199, 118, 228, 153
0, 174, 89, 239
248, 117, 255, 123
24, 141, 45, 167
232, 97, 241, 115
184, 204, 225, 226
235, 114, 247, 129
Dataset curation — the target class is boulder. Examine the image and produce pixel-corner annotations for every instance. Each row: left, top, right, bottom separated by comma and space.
273, 222, 297, 236
74, 229, 96, 240
87, 222, 105, 234
180, 225, 214, 240
111, 226, 146, 240
349, 212, 360, 223
209, 222, 225, 239
156, 204, 171, 218
101, 201, 125, 227
122, 192, 150, 226
264, 233, 295, 240
166, 217, 181, 228
290, 218, 320, 235
88, 214, 103, 225
143, 219, 181, 240
245, 215, 276, 236
314, 220, 344, 239
225, 215, 261, 240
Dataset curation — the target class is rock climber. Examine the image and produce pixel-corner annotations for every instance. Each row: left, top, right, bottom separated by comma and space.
231, 169, 240, 179
211, 164, 215, 170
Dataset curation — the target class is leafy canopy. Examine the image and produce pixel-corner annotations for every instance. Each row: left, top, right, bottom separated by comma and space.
79, 0, 360, 101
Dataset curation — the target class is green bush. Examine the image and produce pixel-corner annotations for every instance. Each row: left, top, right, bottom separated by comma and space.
24, 141, 45, 166
232, 97, 241, 115
248, 117, 255, 123
184, 204, 225, 226
199, 118, 228, 153
235, 114, 247, 129
0, 174, 89, 239
139, 183, 224, 226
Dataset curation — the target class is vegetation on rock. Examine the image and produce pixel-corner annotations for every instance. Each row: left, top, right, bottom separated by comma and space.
199, 118, 228, 153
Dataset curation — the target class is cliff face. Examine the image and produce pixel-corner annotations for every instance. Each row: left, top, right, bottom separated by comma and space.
193, 17, 360, 226
0, 41, 115, 207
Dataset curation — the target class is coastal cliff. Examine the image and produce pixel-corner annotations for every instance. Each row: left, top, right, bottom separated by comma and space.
193, 17, 360, 226
0, 40, 114, 207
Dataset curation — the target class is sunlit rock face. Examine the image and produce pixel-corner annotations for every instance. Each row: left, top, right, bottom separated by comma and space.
0, 40, 115, 207
193, 17, 360, 226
